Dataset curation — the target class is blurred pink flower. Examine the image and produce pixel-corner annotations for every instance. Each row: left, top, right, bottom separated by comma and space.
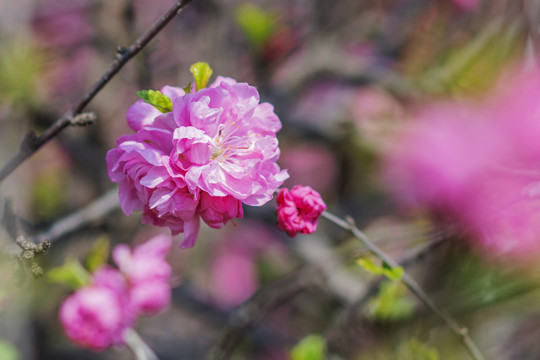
59, 285, 129, 351
276, 185, 327, 237
31, 0, 93, 48
384, 65, 540, 258
208, 221, 285, 309
280, 144, 337, 195
107, 77, 288, 248
452, 0, 480, 11
113, 234, 173, 315
60, 236, 174, 350
210, 247, 258, 309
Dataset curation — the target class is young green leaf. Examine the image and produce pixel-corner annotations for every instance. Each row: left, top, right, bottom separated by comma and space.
382, 262, 404, 280
84, 236, 110, 272
136, 89, 173, 113
190, 62, 213, 91
368, 280, 414, 321
47, 258, 91, 289
291, 335, 326, 360
356, 257, 383, 275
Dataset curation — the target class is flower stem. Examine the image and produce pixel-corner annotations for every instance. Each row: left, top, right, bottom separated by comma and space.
321, 211, 485, 360
124, 328, 159, 360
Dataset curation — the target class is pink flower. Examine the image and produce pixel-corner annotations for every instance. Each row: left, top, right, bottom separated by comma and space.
59, 285, 130, 350
59, 236, 174, 350
107, 77, 288, 248
384, 65, 540, 259
276, 186, 327, 237
113, 235, 173, 315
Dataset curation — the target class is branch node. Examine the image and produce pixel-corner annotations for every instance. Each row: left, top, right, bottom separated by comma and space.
70, 112, 97, 127
345, 216, 356, 227
20, 130, 39, 153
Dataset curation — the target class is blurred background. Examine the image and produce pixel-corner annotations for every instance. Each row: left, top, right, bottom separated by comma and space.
2, 0, 540, 359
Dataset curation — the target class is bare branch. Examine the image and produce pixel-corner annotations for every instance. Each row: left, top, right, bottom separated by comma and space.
0, 0, 193, 183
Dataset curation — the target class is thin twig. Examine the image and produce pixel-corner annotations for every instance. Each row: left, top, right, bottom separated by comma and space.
0, 0, 193, 183
207, 266, 323, 360
326, 227, 451, 352
3, 187, 120, 255
321, 211, 485, 360
124, 328, 159, 360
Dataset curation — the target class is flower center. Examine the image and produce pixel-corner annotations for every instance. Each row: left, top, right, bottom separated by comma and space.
210, 121, 253, 161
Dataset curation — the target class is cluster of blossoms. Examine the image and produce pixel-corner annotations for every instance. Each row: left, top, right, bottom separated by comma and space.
276, 185, 327, 237
384, 65, 540, 258
107, 76, 288, 248
59, 235, 172, 350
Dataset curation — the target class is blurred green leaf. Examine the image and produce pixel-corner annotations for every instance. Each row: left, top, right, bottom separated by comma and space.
189, 62, 213, 91
136, 89, 173, 113
0, 39, 42, 105
369, 280, 414, 321
419, 19, 523, 95
0, 340, 19, 360
382, 262, 404, 280
357, 257, 404, 280
47, 258, 90, 289
398, 338, 439, 360
291, 335, 326, 360
32, 172, 66, 219
84, 236, 110, 273
357, 257, 383, 274
234, 3, 276, 51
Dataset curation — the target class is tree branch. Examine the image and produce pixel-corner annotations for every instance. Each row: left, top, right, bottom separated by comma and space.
0, 0, 193, 183
321, 211, 485, 360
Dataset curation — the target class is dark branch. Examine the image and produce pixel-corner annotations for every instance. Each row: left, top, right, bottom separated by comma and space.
0, 0, 193, 183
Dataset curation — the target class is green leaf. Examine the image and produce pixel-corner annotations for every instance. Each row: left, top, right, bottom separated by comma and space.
357, 258, 404, 280
84, 236, 110, 273
136, 89, 173, 113
398, 339, 439, 360
357, 257, 383, 275
189, 62, 213, 91
382, 263, 404, 280
368, 281, 415, 321
234, 3, 276, 51
0, 340, 19, 360
291, 335, 326, 360
47, 258, 91, 289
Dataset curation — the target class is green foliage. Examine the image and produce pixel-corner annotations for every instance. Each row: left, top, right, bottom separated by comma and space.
419, 20, 523, 95
368, 280, 415, 321
47, 258, 91, 290
32, 172, 66, 219
290, 335, 326, 360
84, 236, 110, 273
234, 3, 276, 51
136, 89, 173, 113
0, 340, 19, 360
189, 62, 213, 91
356, 257, 404, 280
398, 339, 439, 360
0, 39, 42, 105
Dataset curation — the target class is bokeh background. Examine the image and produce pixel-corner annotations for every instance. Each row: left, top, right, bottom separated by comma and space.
2, 0, 540, 359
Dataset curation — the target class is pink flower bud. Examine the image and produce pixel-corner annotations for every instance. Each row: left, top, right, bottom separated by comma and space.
276, 186, 327, 237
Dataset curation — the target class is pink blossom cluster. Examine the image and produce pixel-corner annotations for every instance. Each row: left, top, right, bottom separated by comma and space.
384, 66, 540, 258
59, 235, 172, 350
276, 185, 327, 237
107, 77, 288, 248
